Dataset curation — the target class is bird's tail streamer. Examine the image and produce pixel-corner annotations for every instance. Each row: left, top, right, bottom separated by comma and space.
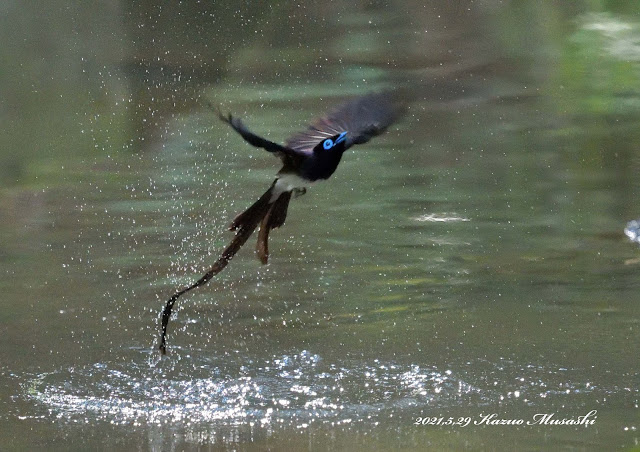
158, 181, 276, 355
256, 191, 291, 264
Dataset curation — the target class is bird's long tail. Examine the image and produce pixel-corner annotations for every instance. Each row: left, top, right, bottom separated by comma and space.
256, 191, 292, 264
158, 180, 279, 355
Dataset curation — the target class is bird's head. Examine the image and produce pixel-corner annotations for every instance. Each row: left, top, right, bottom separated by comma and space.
314, 132, 348, 154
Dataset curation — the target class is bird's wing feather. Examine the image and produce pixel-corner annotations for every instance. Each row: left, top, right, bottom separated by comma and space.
285, 91, 406, 153
218, 112, 309, 171
219, 112, 292, 157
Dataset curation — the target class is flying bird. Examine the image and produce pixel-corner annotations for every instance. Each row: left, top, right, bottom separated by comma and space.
158, 92, 405, 354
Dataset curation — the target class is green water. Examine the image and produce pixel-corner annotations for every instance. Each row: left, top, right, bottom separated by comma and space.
1, 2, 639, 450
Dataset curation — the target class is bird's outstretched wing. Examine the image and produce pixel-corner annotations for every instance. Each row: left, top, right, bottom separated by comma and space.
285, 91, 406, 153
218, 111, 309, 168
218, 111, 289, 154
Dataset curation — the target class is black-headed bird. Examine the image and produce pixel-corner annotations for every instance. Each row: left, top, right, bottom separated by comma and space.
158, 91, 405, 354
220, 91, 406, 263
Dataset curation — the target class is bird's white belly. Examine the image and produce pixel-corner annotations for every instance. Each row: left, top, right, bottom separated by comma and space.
272, 174, 314, 201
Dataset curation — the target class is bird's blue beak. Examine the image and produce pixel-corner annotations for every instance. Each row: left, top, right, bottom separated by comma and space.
335, 131, 347, 144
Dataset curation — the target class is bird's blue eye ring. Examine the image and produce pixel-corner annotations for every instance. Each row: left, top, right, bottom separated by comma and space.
323, 139, 334, 150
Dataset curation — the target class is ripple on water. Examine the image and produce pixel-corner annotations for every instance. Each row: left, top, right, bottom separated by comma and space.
22, 351, 632, 431
22, 349, 484, 427
411, 213, 471, 223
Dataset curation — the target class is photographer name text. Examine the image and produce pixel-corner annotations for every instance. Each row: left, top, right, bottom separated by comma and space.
414, 410, 597, 427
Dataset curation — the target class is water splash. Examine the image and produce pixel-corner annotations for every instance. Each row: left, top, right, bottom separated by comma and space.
624, 219, 640, 244
23, 349, 480, 428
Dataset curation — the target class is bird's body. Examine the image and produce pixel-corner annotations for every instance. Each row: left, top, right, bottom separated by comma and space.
158, 91, 405, 354
273, 173, 312, 195
219, 92, 405, 263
